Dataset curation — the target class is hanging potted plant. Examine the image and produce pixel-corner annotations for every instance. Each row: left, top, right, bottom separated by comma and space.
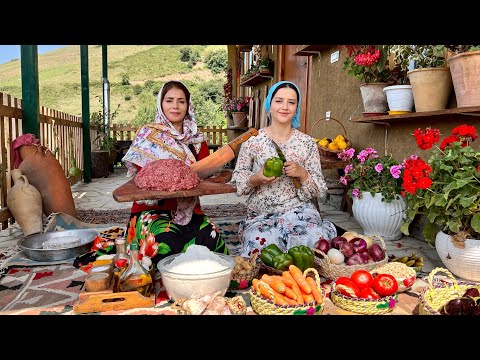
401, 125, 480, 281
445, 45, 480, 107
390, 45, 452, 112
342, 45, 397, 114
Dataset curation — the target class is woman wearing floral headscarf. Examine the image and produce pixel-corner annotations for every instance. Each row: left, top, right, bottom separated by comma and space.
231, 81, 338, 257
122, 80, 228, 264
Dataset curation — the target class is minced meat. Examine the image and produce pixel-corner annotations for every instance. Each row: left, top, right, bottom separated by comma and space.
134, 159, 200, 191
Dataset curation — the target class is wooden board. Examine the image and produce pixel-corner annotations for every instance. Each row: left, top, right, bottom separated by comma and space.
112, 169, 236, 203
73, 277, 155, 314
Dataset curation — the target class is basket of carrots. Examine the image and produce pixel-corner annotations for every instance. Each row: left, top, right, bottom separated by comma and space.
250, 265, 325, 315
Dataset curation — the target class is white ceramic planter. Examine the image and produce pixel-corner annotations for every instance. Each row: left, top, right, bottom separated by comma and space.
352, 192, 405, 241
435, 231, 480, 282
383, 85, 414, 112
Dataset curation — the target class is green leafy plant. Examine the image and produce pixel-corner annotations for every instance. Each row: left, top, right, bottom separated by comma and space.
337, 147, 404, 203
445, 45, 480, 54
90, 95, 120, 152
401, 125, 480, 245
391, 45, 447, 70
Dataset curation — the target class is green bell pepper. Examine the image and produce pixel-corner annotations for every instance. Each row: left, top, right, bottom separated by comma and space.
272, 253, 294, 271
263, 157, 284, 177
288, 245, 314, 272
260, 244, 284, 267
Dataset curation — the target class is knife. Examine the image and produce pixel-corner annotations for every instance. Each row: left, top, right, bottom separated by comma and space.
190, 128, 259, 179
270, 138, 302, 189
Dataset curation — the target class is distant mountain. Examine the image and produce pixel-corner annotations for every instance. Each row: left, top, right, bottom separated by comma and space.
0, 45, 227, 128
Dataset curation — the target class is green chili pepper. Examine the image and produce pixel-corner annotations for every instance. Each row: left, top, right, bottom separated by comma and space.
272, 253, 294, 271
263, 157, 284, 177
260, 244, 284, 267
288, 245, 314, 272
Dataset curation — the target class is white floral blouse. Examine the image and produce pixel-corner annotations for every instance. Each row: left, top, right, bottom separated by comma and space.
231, 128, 328, 218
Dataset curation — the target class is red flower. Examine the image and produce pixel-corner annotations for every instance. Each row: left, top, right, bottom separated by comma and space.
452, 124, 478, 140
413, 127, 440, 150
440, 135, 460, 150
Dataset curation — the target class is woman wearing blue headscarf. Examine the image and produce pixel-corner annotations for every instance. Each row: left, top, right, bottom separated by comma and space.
231, 81, 338, 257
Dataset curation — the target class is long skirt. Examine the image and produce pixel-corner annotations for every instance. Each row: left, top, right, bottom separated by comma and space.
238, 202, 338, 258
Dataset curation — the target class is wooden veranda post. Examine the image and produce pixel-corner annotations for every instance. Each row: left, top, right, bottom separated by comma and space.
20, 45, 40, 137
81, 45, 92, 183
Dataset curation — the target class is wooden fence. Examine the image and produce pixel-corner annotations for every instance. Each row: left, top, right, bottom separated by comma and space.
0, 91, 226, 231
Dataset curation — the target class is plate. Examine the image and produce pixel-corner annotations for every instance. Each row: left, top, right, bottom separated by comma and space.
388, 110, 411, 115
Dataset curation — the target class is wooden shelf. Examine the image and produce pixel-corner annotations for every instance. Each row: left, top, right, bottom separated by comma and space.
350, 106, 480, 125
240, 72, 273, 87
294, 45, 336, 56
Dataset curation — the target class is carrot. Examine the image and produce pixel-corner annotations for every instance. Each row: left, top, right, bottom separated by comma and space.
284, 296, 299, 306
302, 293, 315, 303
306, 276, 324, 304
253, 279, 288, 306
261, 274, 286, 293
283, 286, 298, 301
281, 271, 296, 288
288, 264, 312, 294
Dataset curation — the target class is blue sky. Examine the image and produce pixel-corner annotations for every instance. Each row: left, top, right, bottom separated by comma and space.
0, 45, 66, 65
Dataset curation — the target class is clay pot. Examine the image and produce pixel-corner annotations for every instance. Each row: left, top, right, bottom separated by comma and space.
18, 145, 77, 217
6, 169, 43, 236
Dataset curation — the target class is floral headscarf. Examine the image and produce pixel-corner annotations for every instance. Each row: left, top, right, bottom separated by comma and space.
122, 80, 205, 225
264, 81, 301, 129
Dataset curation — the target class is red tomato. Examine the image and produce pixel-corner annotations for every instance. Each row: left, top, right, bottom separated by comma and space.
335, 276, 361, 297
359, 287, 380, 299
372, 273, 398, 297
350, 270, 374, 290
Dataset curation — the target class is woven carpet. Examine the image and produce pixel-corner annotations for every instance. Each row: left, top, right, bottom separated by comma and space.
75, 203, 248, 224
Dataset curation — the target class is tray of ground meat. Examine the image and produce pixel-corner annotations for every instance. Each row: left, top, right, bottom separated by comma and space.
112, 160, 235, 203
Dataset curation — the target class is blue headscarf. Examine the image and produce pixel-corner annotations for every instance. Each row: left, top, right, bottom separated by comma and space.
264, 81, 301, 129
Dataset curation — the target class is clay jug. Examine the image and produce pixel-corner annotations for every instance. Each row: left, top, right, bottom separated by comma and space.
7, 169, 43, 236
18, 144, 77, 217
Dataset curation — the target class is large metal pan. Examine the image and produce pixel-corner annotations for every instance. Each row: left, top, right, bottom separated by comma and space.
18, 229, 99, 262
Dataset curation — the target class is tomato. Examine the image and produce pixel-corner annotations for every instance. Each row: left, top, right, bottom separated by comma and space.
372, 273, 398, 297
334, 276, 361, 297
350, 269, 374, 290
359, 287, 380, 299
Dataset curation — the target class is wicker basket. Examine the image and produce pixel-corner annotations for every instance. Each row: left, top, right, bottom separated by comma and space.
229, 252, 260, 290
311, 117, 352, 160
330, 283, 398, 315
313, 236, 387, 280
250, 268, 325, 315
418, 267, 480, 315
259, 261, 284, 276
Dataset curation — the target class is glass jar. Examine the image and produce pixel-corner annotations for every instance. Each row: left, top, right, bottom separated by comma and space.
118, 241, 153, 297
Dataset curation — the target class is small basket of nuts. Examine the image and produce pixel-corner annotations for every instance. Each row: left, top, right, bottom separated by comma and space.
229, 252, 260, 290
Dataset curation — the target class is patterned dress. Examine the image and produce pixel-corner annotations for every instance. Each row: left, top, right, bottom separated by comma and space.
231, 128, 337, 257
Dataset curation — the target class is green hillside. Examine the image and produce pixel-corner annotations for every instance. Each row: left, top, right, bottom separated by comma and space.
0, 45, 228, 128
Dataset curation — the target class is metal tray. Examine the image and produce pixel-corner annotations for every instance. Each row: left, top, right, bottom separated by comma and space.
18, 229, 99, 262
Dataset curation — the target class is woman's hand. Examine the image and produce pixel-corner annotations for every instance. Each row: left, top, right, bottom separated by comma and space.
249, 164, 279, 187
283, 161, 308, 183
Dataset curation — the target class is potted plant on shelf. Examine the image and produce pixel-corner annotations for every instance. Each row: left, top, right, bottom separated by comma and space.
337, 147, 405, 240
342, 45, 392, 114
390, 45, 451, 112
222, 96, 250, 127
445, 45, 480, 107
400, 124, 480, 281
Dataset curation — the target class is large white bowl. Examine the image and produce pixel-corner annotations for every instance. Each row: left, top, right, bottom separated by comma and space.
157, 253, 235, 301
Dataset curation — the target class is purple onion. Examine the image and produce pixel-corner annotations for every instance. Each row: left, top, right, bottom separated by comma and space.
340, 242, 354, 257
369, 243, 385, 262
350, 238, 368, 253
345, 253, 365, 266
331, 236, 348, 250
314, 239, 330, 254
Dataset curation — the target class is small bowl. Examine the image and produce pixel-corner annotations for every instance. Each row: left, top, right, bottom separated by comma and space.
396, 275, 416, 293
157, 253, 235, 301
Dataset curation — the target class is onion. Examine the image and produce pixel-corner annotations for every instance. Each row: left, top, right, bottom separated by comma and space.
331, 236, 348, 250
340, 242, 354, 257
327, 248, 345, 265
314, 239, 330, 254
350, 238, 367, 253
345, 253, 365, 265
359, 251, 372, 263
369, 243, 385, 262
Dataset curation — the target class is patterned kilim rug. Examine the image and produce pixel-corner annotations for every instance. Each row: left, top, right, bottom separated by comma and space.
75, 203, 248, 224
